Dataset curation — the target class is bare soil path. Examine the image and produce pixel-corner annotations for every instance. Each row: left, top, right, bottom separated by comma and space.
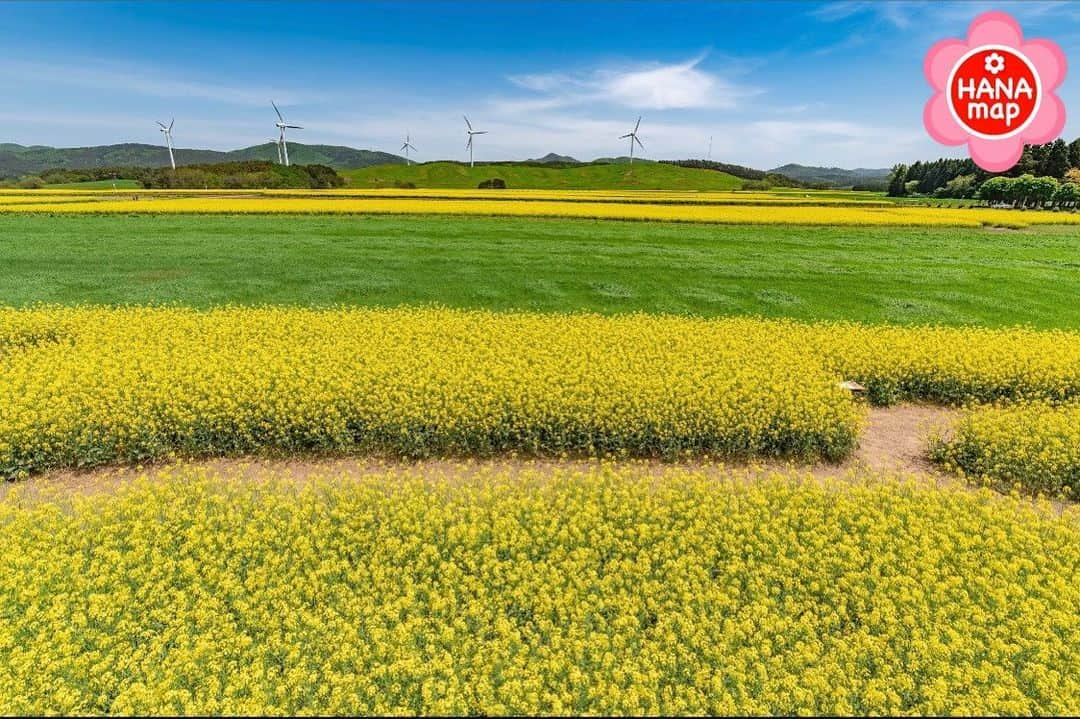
844, 404, 958, 475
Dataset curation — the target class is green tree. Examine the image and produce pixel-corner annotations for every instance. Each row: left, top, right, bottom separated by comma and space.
1069, 138, 1080, 168
943, 174, 976, 198
1028, 176, 1059, 207
1014, 148, 1039, 176
978, 176, 1012, 204
1045, 139, 1070, 178
904, 161, 924, 184
886, 164, 908, 196
1008, 174, 1034, 206
1052, 182, 1079, 208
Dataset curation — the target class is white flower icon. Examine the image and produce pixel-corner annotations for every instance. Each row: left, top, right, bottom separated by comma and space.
985, 52, 1006, 75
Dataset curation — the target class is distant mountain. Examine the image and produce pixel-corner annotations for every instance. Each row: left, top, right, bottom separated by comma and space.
591, 156, 653, 165
0, 142, 406, 177
768, 164, 891, 187
528, 152, 580, 164
226, 143, 406, 168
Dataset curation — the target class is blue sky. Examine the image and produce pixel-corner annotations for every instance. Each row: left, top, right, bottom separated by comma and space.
0, 1, 1078, 168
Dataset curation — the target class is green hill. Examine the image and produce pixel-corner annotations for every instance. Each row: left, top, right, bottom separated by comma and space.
342, 161, 744, 190
768, 164, 891, 188
0, 142, 405, 178
47, 179, 143, 189
225, 143, 405, 168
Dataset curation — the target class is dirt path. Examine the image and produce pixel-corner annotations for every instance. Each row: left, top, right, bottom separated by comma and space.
844, 404, 958, 474
3, 404, 961, 498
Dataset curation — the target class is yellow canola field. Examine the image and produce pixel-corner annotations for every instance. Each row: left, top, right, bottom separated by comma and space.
1, 465, 1077, 715
932, 401, 1080, 497
798, 323, 1080, 405
0, 193, 1074, 226
3, 307, 1079, 478
0, 188, 891, 203
263, 188, 894, 206
0, 307, 862, 477
0, 194, 111, 205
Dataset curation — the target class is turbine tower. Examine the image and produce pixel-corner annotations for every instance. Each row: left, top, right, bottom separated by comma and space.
156, 118, 176, 170
620, 116, 644, 164
400, 133, 417, 166
463, 115, 488, 168
272, 101, 303, 166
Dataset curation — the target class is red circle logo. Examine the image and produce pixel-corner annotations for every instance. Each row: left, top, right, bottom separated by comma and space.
947, 45, 1041, 139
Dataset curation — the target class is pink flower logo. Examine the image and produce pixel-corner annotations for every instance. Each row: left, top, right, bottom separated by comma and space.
924, 11, 1067, 172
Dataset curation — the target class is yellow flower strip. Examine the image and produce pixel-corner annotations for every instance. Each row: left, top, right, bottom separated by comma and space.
0, 188, 895, 202
0, 194, 1075, 225
0, 307, 863, 477
797, 323, 1080, 405
3, 307, 1079, 478
0, 195, 111, 205
1, 465, 1077, 715
932, 401, 1080, 497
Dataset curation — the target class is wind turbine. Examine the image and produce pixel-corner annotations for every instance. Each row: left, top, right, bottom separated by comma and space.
464, 115, 487, 168
156, 118, 176, 170
707, 135, 713, 161
400, 133, 417, 166
620, 116, 644, 164
272, 101, 303, 166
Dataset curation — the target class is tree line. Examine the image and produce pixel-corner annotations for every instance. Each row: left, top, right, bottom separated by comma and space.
8, 161, 344, 189
661, 160, 806, 189
887, 137, 1080, 206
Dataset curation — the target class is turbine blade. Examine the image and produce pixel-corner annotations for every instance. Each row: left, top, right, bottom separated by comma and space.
619, 133, 631, 139
634, 116, 641, 132
635, 136, 645, 150
286, 124, 303, 129
169, 118, 174, 131
272, 101, 284, 122
463, 115, 472, 131
475, 131, 488, 135
401, 143, 408, 151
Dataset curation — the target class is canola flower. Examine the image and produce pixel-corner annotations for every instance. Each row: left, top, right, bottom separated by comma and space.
3, 306, 1079, 478
0, 307, 863, 477
0, 192, 1076, 226
0, 187, 913, 203
932, 401, 1080, 497
0, 195, 109, 205
0, 188, 893, 206
798, 323, 1080, 405
0, 464, 1077, 715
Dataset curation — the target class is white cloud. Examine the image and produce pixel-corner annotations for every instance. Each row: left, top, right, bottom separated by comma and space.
599, 58, 726, 109
505, 54, 755, 112
810, 1, 917, 29
811, 1, 1080, 33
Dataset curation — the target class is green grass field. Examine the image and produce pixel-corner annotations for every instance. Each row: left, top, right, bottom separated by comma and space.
1, 214, 1076, 328
43, 179, 143, 189
342, 161, 745, 190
